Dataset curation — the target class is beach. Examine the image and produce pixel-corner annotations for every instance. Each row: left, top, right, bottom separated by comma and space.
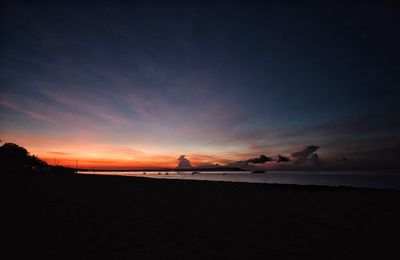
11, 173, 400, 259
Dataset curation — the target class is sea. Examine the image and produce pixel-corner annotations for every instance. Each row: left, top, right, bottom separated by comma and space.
78, 170, 400, 190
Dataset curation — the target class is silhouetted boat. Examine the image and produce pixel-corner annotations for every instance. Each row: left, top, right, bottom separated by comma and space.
191, 171, 200, 175
251, 170, 266, 173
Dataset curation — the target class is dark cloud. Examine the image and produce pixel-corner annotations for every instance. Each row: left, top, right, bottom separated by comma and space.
292, 145, 319, 159
308, 153, 320, 166
244, 154, 273, 164
177, 155, 192, 168
291, 145, 320, 167
227, 154, 273, 170
277, 155, 290, 163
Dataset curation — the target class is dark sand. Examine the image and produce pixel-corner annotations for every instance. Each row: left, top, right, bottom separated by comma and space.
10, 173, 400, 259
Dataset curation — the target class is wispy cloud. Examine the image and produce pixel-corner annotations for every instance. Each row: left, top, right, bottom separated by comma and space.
48, 151, 73, 155
0, 98, 55, 123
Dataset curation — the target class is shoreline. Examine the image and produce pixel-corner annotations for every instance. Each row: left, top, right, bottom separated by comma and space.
11, 172, 400, 259
78, 171, 400, 191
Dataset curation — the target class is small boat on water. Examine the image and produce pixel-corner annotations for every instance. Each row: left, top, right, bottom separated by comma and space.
251, 170, 266, 173
191, 171, 200, 175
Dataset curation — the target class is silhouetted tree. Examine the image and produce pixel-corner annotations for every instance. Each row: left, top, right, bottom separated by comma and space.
0, 142, 47, 172
0, 143, 28, 170
27, 155, 47, 170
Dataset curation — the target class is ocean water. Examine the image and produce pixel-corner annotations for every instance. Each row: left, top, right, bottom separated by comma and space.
78, 170, 400, 190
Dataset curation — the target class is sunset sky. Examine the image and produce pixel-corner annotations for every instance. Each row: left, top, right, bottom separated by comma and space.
1, 1, 399, 170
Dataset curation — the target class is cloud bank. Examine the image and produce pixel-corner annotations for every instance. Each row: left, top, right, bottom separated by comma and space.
277, 155, 290, 163
177, 155, 192, 168
227, 154, 273, 169
291, 145, 321, 167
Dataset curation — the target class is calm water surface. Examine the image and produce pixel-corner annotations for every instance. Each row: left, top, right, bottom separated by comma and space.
79, 170, 400, 190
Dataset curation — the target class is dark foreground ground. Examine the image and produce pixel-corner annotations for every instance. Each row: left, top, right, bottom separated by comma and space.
9, 173, 400, 259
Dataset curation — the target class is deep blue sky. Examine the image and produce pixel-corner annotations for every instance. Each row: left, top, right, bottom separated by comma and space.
1, 1, 399, 169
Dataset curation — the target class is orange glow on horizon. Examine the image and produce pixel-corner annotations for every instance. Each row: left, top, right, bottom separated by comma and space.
40, 157, 178, 169
1, 134, 271, 170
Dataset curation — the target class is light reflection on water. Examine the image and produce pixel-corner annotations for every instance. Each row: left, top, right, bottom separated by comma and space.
78, 171, 400, 190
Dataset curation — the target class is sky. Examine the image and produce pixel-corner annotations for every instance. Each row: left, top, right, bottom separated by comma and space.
1, 1, 399, 170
